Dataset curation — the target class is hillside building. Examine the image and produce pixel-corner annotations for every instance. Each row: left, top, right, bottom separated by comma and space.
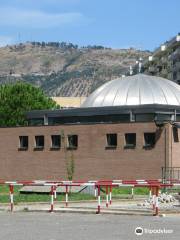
143, 33, 180, 84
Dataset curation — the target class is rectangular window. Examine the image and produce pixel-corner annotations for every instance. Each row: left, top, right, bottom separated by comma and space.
34, 135, 44, 150
155, 114, 172, 121
19, 136, 28, 150
124, 133, 136, 149
144, 132, 156, 148
28, 118, 44, 126
106, 134, 117, 148
51, 135, 61, 149
173, 127, 179, 142
67, 135, 78, 149
135, 114, 155, 122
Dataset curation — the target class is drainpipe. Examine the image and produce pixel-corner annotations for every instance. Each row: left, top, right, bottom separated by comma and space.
164, 126, 167, 181
44, 114, 48, 125
155, 120, 167, 182
171, 124, 173, 175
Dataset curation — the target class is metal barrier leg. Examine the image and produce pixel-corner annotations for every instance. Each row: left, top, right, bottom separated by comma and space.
106, 185, 109, 208
152, 187, 155, 210
131, 187, 134, 199
50, 186, 54, 212
96, 185, 101, 214
94, 185, 97, 197
65, 185, 68, 207
9, 185, 14, 212
154, 186, 159, 216
109, 185, 112, 205
149, 187, 152, 198
54, 186, 57, 200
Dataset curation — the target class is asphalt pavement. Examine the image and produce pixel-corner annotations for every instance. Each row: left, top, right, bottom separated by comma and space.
0, 212, 179, 240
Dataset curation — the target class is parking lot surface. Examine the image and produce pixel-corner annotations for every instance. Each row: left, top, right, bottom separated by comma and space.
0, 212, 179, 240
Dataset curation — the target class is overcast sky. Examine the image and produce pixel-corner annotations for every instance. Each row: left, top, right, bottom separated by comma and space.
0, 0, 179, 50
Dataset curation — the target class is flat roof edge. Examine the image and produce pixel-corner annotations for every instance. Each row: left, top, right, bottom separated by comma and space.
26, 104, 180, 119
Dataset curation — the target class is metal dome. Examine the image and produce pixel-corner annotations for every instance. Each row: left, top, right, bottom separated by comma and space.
81, 74, 180, 108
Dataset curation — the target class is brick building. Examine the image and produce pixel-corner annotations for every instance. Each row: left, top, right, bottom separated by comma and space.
0, 74, 180, 181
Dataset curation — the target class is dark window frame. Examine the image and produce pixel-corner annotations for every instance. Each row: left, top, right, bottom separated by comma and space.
106, 133, 117, 149
51, 135, 61, 150
143, 132, 156, 149
34, 135, 44, 150
28, 118, 44, 126
173, 127, 179, 142
18, 136, 28, 150
124, 133, 136, 149
67, 135, 78, 150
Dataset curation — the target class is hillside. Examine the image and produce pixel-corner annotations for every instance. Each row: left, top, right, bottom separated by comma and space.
0, 42, 151, 96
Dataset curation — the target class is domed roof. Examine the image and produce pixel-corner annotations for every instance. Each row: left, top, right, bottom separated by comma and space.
81, 74, 180, 108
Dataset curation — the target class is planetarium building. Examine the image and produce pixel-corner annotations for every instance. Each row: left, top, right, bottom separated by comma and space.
0, 74, 180, 180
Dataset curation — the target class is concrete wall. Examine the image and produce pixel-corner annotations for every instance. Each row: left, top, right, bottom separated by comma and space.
0, 122, 170, 181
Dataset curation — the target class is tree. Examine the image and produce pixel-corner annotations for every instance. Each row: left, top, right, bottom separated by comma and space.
0, 82, 58, 126
66, 151, 75, 181
61, 130, 75, 182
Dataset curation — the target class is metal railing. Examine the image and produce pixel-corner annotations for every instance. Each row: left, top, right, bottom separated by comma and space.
162, 167, 180, 181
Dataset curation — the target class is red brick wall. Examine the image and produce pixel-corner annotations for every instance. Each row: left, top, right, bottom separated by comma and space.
171, 126, 180, 168
0, 122, 169, 181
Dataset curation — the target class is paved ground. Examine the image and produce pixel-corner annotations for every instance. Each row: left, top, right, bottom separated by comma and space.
1, 200, 180, 215
0, 212, 179, 240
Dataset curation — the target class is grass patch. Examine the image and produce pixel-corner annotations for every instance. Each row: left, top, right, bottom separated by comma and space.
112, 187, 149, 195
0, 185, 150, 204
0, 185, 20, 194
0, 193, 95, 204
0, 185, 95, 203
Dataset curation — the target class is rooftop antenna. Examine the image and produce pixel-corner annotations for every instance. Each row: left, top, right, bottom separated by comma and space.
136, 57, 143, 73
138, 57, 143, 73
129, 65, 133, 75
137, 44, 143, 73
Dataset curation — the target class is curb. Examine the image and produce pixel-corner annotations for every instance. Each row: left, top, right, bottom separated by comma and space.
1, 207, 180, 216
0, 208, 153, 216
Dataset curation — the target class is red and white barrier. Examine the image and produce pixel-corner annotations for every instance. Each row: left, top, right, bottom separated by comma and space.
154, 186, 159, 216
149, 187, 152, 198
54, 186, 57, 200
131, 187, 134, 198
152, 194, 156, 210
1, 179, 180, 216
65, 185, 68, 207
109, 185, 112, 205
106, 186, 109, 208
94, 185, 97, 197
1, 178, 180, 186
50, 186, 54, 212
9, 185, 14, 212
96, 185, 101, 214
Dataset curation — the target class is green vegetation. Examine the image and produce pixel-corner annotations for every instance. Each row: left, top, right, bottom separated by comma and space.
112, 187, 149, 195
0, 192, 94, 204
61, 130, 75, 182
66, 151, 75, 181
41, 56, 52, 69
0, 185, 94, 203
0, 185, 151, 204
0, 42, 150, 97
30, 41, 107, 50
0, 82, 58, 126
